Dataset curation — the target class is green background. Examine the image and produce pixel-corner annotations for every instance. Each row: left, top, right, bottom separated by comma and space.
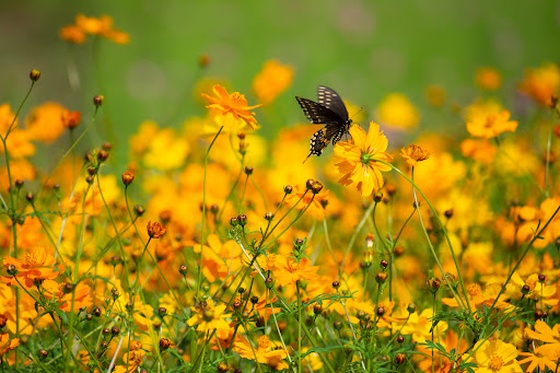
1, 0, 558, 166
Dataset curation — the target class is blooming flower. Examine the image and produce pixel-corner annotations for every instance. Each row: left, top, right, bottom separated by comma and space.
186, 299, 232, 334
60, 14, 130, 45
233, 335, 289, 370
400, 144, 431, 167
1, 246, 64, 289
466, 339, 523, 373
201, 85, 261, 130
464, 100, 518, 139
376, 93, 420, 130
24, 102, 67, 143
0, 333, 19, 357
274, 257, 320, 288
333, 123, 393, 197
252, 60, 294, 105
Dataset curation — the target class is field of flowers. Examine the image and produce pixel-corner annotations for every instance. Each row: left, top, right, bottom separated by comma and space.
1, 13, 560, 373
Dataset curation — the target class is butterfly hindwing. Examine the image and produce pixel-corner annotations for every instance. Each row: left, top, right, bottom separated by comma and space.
296, 86, 353, 160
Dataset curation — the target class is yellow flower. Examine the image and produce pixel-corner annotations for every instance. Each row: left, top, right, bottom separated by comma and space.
400, 144, 431, 167
233, 335, 289, 370
201, 85, 261, 130
476, 67, 502, 91
60, 14, 130, 45
333, 123, 393, 197
376, 93, 419, 130
460, 138, 497, 163
0, 333, 19, 356
397, 308, 448, 343
464, 100, 518, 139
467, 339, 523, 373
519, 63, 560, 106
186, 299, 232, 334
252, 60, 294, 105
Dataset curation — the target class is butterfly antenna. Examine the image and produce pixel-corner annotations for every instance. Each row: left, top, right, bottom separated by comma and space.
302, 152, 312, 164
350, 106, 364, 121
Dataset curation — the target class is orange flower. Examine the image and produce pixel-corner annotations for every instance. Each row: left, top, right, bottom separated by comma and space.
146, 221, 166, 239
1, 246, 64, 289
59, 25, 86, 44
274, 257, 320, 287
201, 85, 261, 130
60, 14, 130, 45
464, 100, 518, 139
400, 144, 431, 167
25, 102, 67, 143
476, 67, 502, 91
333, 123, 393, 197
519, 63, 559, 106
61, 109, 81, 129
252, 60, 294, 105
0, 333, 19, 356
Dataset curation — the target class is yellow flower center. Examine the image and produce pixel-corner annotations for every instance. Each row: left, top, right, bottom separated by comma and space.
484, 114, 497, 128
489, 355, 504, 371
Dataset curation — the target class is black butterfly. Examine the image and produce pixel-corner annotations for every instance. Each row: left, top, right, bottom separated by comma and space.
296, 85, 352, 160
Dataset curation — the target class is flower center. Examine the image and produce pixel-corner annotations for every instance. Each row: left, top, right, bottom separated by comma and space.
489, 355, 504, 371
361, 152, 373, 165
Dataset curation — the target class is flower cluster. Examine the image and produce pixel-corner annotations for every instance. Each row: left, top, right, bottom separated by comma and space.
1, 18, 560, 372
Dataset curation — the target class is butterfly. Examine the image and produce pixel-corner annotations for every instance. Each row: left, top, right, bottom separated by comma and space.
296, 85, 352, 160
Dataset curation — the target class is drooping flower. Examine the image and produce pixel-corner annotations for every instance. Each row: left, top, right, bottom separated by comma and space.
466, 339, 523, 373
376, 93, 419, 130
464, 100, 518, 139
333, 123, 393, 197
201, 85, 261, 130
252, 60, 294, 105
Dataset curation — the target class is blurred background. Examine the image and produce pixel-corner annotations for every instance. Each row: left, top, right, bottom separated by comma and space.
1, 0, 559, 166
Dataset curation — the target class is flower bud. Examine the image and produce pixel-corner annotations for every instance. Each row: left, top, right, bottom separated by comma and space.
122, 170, 135, 186
30, 69, 41, 82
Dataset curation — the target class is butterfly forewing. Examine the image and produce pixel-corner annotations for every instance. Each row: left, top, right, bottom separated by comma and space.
296, 85, 353, 160
317, 86, 349, 122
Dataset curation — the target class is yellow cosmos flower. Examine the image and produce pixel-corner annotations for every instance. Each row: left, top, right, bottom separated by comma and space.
233, 335, 289, 370
464, 100, 518, 139
376, 93, 420, 130
333, 123, 393, 197
186, 299, 232, 334
201, 85, 261, 130
467, 339, 523, 373
252, 60, 294, 105
25, 102, 67, 143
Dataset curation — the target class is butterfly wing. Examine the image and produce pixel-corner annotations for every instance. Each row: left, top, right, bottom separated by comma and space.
295, 97, 345, 124
317, 85, 349, 122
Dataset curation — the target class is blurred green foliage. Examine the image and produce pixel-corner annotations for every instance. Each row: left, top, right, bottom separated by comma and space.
1, 0, 558, 166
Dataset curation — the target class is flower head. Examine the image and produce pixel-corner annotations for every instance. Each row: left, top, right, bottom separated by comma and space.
201, 85, 261, 130
147, 221, 166, 239
467, 339, 523, 373
233, 335, 289, 370
464, 100, 518, 139
476, 67, 502, 91
401, 144, 431, 167
519, 63, 559, 106
252, 60, 294, 105
186, 299, 232, 334
333, 123, 393, 197
376, 93, 419, 130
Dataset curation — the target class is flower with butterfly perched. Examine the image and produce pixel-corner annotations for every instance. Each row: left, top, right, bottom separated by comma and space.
201, 85, 262, 131
333, 123, 393, 197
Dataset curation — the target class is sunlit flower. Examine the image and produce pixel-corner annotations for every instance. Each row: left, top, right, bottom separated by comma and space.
398, 308, 448, 343
186, 299, 232, 334
464, 100, 518, 139
0, 333, 19, 357
274, 257, 320, 287
466, 339, 523, 373
333, 123, 393, 197
523, 320, 560, 361
376, 93, 420, 130
400, 144, 431, 167
201, 85, 261, 130
42, 280, 93, 312
113, 341, 145, 373
233, 335, 289, 370
193, 234, 243, 283
519, 63, 560, 106
1, 246, 65, 289
476, 67, 502, 91
252, 60, 294, 104
518, 349, 558, 373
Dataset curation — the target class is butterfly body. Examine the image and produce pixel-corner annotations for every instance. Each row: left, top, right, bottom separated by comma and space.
296, 86, 352, 160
